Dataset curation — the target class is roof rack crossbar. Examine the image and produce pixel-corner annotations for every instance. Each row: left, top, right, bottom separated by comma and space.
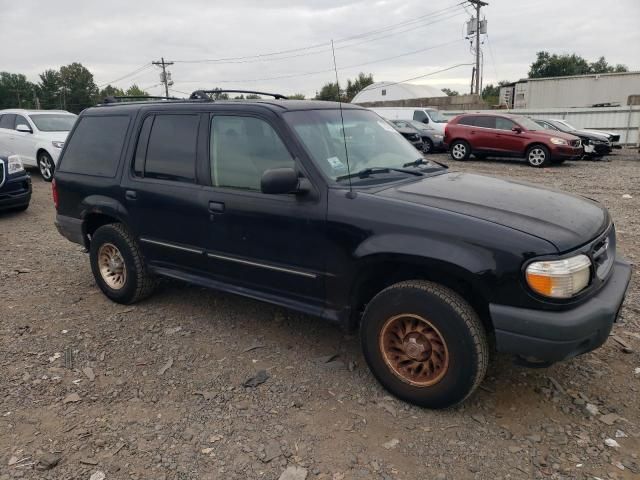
102, 95, 175, 104
189, 89, 288, 100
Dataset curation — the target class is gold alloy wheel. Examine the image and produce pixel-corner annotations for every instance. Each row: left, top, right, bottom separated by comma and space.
379, 313, 449, 387
98, 243, 127, 290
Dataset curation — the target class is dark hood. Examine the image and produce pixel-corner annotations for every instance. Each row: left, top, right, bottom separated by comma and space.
573, 129, 610, 141
377, 172, 609, 252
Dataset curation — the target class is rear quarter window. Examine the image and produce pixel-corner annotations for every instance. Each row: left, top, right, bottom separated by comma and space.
58, 115, 130, 177
457, 116, 476, 126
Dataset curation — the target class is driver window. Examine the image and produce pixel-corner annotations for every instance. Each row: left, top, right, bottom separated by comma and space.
15, 115, 30, 130
413, 110, 429, 123
210, 116, 294, 191
495, 117, 516, 131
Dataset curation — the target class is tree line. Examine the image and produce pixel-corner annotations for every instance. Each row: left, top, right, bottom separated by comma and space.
0, 63, 152, 114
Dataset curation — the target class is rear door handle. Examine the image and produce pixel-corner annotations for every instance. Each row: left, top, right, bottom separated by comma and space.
125, 190, 137, 201
208, 201, 225, 213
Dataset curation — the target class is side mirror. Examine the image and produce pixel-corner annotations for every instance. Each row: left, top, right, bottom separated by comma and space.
16, 124, 32, 133
422, 118, 430, 124
512, 126, 522, 134
261, 167, 306, 195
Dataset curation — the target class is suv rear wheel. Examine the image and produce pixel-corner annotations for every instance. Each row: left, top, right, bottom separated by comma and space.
90, 223, 157, 304
360, 280, 489, 409
450, 140, 471, 160
526, 145, 551, 168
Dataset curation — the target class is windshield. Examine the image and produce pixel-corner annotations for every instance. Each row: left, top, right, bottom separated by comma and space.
549, 120, 574, 132
513, 116, 541, 131
556, 120, 577, 131
285, 109, 441, 183
427, 110, 448, 123
29, 114, 77, 132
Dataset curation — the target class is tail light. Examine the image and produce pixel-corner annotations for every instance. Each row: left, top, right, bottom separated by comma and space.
52, 178, 59, 210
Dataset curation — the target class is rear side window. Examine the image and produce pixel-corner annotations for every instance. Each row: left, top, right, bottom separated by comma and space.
475, 116, 496, 129
457, 116, 476, 126
0, 114, 16, 129
59, 116, 130, 177
140, 114, 199, 182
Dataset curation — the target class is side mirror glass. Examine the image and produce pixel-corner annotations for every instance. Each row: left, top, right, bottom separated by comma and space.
512, 126, 522, 134
16, 124, 32, 133
261, 167, 304, 195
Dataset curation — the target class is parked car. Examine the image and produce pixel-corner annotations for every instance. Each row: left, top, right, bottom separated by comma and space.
534, 119, 612, 158
0, 154, 31, 212
369, 107, 448, 134
0, 109, 77, 182
444, 113, 583, 167
582, 129, 621, 148
54, 92, 630, 409
387, 121, 424, 151
389, 119, 444, 153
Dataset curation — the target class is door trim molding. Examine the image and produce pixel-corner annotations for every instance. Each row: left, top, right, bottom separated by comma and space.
206, 252, 317, 278
139, 237, 203, 254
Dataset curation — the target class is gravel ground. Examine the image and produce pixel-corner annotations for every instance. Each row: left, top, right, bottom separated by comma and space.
1, 149, 639, 480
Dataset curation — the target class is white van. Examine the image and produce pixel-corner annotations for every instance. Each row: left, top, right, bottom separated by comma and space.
368, 107, 448, 134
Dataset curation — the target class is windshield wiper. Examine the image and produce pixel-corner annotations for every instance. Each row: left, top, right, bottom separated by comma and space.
403, 158, 448, 169
336, 166, 423, 181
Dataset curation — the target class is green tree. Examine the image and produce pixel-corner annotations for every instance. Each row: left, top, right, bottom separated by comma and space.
442, 88, 459, 96
315, 81, 341, 101
245, 94, 261, 99
37, 69, 62, 109
59, 62, 98, 113
97, 85, 126, 101
288, 93, 306, 100
0, 72, 36, 109
529, 51, 628, 78
345, 72, 374, 101
125, 84, 149, 97
481, 80, 511, 104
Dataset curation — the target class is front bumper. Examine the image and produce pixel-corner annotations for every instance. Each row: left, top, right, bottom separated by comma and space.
0, 174, 31, 211
491, 257, 631, 363
551, 145, 584, 160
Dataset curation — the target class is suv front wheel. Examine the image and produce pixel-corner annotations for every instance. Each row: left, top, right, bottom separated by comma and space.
90, 223, 157, 304
361, 280, 489, 408
449, 140, 471, 160
526, 145, 551, 168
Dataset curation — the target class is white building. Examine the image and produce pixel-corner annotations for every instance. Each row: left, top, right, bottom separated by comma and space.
499, 71, 640, 109
351, 81, 445, 104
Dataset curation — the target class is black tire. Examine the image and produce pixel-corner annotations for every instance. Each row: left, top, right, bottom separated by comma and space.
422, 139, 434, 154
37, 151, 55, 182
449, 140, 471, 161
12, 203, 30, 212
525, 144, 551, 168
360, 280, 489, 409
89, 223, 157, 304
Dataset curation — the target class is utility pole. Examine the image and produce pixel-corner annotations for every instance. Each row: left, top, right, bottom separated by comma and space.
467, 0, 488, 95
152, 57, 174, 98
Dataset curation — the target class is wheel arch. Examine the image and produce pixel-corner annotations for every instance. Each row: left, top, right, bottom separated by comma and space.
348, 253, 493, 335
523, 141, 549, 156
80, 198, 131, 248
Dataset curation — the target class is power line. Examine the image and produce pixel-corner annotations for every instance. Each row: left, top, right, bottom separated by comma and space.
152, 57, 174, 98
172, 38, 465, 85
361, 63, 476, 92
98, 63, 152, 88
170, 2, 465, 65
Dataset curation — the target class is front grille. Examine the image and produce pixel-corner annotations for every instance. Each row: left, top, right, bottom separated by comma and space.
570, 139, 582, 148
592, 227, 615, 280
0, 162, 5, 189
611, 134, 620, 142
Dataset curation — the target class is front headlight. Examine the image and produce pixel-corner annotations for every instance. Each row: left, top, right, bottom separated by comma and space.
525, 254, 591, 298
7, 155, 25, 175
550, 137, 568, 145
52, 141, 65, 149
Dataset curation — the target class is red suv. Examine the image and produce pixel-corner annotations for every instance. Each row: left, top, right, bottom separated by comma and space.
444, 113, 583, 167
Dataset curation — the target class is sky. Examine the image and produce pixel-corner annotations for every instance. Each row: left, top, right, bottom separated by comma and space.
1, 0, 639, 99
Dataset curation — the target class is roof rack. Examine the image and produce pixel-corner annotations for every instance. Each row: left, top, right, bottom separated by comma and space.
189, 89, 288, 100
102, 95, 177, 104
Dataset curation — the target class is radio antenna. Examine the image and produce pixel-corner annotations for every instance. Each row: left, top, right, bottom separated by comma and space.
331, 40, 354, 198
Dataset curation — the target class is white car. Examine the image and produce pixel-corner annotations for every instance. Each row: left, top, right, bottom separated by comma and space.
367, 107, 448, 134
0, 109, 77, 181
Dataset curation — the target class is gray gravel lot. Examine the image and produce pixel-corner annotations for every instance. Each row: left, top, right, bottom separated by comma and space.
1, 149, 639, 480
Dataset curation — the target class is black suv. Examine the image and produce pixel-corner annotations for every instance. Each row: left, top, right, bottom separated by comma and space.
0, 154, 31, 212
54, 91, 631, 408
